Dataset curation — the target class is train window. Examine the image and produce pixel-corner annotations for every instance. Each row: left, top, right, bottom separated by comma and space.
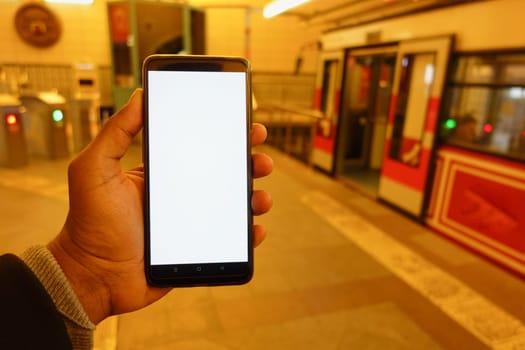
452, 54, 525, 85
442, 53, 525, 161
389, 53, 435, 167
320, 60, 339, 117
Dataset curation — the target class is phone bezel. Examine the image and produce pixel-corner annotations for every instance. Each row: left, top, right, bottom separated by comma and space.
142, 55, 253, 287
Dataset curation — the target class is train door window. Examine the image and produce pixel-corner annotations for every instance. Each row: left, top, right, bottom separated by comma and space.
389, 53, 436, 166
371, 56, 396, 169
321, 60, 339, 117
442, 53, 525, 161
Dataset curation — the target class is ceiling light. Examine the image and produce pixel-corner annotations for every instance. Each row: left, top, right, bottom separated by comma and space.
45, 0, 94, 4
263, 0, 310, 18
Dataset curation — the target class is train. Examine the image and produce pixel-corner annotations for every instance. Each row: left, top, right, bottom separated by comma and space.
311, 0, 525, 276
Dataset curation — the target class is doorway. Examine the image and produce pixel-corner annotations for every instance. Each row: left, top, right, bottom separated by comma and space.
336, 48, 397, 196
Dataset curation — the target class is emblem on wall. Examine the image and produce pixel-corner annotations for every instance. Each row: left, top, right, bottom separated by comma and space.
14, 3, 62, 48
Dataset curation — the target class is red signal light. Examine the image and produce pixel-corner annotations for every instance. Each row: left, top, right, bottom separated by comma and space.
483, 123, 493, 133
5, 114, 18, 126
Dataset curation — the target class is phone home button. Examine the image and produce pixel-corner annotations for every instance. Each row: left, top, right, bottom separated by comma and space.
196, 266, 202, 272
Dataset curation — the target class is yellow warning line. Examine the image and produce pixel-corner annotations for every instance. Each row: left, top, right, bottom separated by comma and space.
302, 191, 525, 349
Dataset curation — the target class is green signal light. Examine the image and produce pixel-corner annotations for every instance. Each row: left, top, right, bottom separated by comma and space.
444, 118, 457, 129
52, 109, 64, 123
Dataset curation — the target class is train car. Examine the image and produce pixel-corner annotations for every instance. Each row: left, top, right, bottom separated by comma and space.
312, 0, 525, 275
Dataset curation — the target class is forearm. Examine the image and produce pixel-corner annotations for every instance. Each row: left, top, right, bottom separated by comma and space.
21, 245, 95, 350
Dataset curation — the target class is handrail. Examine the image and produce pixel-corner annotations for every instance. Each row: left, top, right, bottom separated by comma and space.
257, 103, 324, 120
255, 103, 320, 165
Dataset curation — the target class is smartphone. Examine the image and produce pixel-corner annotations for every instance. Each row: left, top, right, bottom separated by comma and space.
142, 55, 253, 287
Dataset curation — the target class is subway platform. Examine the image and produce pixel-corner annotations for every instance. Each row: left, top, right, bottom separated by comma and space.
1, 143, 525, 350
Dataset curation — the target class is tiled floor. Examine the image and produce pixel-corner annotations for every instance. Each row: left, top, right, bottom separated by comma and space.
2, 144, 525, 349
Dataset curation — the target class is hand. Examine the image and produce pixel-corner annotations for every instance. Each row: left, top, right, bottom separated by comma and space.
47, 89, 273, 324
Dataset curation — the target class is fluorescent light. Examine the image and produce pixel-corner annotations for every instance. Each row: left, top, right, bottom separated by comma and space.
45, 0, 94, 4
263, 0, 310, 18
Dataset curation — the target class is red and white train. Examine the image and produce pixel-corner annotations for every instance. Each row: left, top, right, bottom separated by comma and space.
311, 0, 525, 275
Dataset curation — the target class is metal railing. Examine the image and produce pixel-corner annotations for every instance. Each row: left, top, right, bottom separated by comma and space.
252, 72, 318, 164
254, 104, 322, 164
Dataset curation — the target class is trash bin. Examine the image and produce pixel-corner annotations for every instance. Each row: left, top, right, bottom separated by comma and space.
69, 63, 101, 152
0, 94, 28, 167
19, 91, 69, 159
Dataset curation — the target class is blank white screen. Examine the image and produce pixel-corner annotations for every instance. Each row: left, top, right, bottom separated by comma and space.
148, 70, 248, 265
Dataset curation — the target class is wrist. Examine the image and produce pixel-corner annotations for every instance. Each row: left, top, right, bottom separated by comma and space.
47, 228, 111, 324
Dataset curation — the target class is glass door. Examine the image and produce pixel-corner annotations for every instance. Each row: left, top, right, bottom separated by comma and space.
379, 36, 453, 218
336, 47, 396, 195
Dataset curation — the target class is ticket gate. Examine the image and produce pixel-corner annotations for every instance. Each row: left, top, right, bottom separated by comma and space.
19, 91, 69, 159
69, 63, 101, 152
69, 97, 100, 152
0, 94, 28, 167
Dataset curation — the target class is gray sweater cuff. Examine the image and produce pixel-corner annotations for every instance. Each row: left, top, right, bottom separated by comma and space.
21, 245, 95, 350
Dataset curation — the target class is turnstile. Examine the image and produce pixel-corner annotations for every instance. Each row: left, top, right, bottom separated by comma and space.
19, 91, 69, 159
0, 94, 28, 167
69, 63, 101, 152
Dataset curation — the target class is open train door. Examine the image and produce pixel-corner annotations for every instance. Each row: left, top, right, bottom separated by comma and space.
378, 36, 453, 218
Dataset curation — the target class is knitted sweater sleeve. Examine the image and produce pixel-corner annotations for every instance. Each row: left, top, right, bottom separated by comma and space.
21, 245, 96, 350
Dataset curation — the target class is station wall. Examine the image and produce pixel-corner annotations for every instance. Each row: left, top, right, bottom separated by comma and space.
0, 1, 321, 74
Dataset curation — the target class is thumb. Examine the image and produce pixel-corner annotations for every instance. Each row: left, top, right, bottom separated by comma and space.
88, 89, 143, 162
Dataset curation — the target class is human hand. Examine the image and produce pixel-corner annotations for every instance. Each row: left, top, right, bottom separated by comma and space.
47, 89, 273, 324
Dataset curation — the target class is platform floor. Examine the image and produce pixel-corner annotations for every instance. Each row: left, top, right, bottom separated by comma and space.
2, 144, 525, 349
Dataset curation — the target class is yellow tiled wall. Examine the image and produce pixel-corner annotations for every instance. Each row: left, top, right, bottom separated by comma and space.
250, 11, 319, 74
206, 7, 320, 73
0, 1, 110, 66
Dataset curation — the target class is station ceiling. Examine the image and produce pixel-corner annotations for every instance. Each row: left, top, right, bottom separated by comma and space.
191, 0, 489, 29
